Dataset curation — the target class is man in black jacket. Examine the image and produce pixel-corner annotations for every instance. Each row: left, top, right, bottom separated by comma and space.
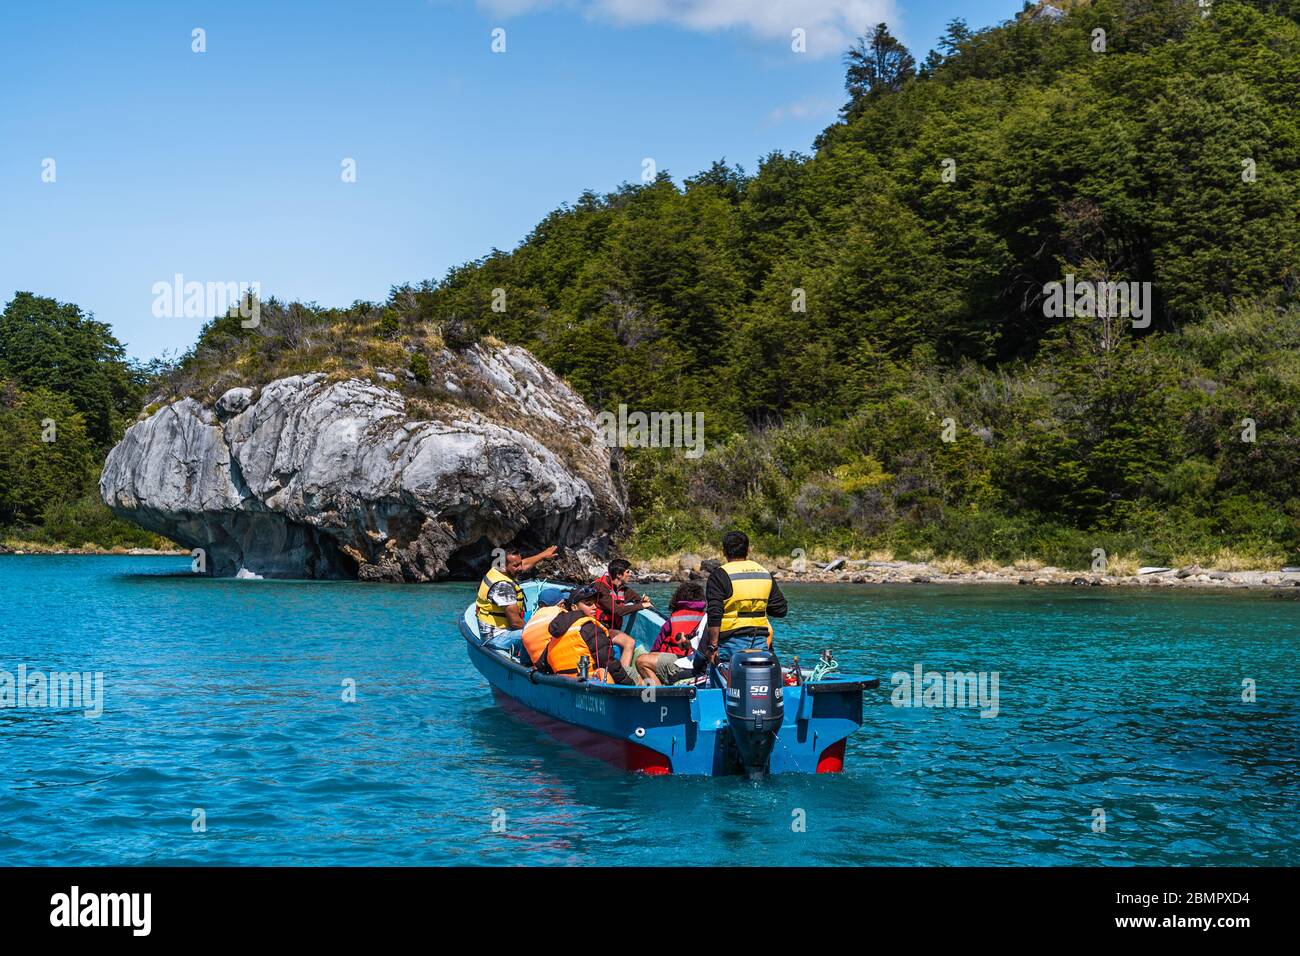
699, 531, 789, 671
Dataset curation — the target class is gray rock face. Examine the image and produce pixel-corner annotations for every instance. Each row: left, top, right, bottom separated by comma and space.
100, 344, 627, 581
215, 387, 253, 419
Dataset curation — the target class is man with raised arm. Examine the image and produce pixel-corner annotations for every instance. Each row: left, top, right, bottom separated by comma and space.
475, 545, 558, 646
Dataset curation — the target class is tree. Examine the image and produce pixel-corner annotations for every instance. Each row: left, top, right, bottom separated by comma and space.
684, 159, 749, 205
0, 381, 96, 527
938, 18, 974, 58
0, 292, 140, 452
842, 23, 916, 112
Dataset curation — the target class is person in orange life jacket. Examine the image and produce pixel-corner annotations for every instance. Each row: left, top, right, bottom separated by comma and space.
475, 545, 559, 646
636, 581, 706, 686
520, 587, 569, 665
539, 586, 637, 685
697, 530, 788, 673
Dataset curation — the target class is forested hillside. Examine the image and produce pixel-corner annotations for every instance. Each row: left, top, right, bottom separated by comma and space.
6, 0, 1299, 567
403, 0, 1300, 566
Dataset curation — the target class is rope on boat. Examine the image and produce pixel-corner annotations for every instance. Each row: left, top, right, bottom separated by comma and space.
808, 652, 839, 683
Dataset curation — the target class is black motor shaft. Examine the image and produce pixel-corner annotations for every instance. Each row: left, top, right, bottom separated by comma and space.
724, 649, 785, 778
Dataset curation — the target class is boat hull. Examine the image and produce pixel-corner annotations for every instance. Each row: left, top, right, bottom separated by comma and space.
491, 688, 673, 774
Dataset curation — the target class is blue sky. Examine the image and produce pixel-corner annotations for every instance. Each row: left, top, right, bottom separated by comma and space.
0, 0, 1020, 361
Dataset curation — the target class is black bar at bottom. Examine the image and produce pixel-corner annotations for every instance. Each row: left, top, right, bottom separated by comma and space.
0, 866, 1284, 941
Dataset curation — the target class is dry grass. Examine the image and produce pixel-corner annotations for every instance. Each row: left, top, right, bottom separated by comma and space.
1171, 547, 1286, 572
1, 539, 60, 552
623, 545, 1291, 579
0, 539, 182, 555
628, 547, 896, 572
628, 553, 687, 573
1102, 552, 1140, 576
932, 556, 971, 574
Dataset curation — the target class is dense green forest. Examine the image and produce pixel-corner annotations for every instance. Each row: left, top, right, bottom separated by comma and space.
404, 0, 1300, 567
5, 0, 1299, 568
0, 293, 170, 549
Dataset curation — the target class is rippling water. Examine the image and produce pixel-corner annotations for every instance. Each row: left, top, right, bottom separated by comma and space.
1, 556, 1297, 865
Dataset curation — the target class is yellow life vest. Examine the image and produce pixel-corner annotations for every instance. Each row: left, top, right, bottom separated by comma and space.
545, 615, 607, 675
475, 566, 524, 628
521, 605, 562, 664
719, 559, 773, 635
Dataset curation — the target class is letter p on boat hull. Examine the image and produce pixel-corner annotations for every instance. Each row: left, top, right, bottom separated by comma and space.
460, 580, 879, 776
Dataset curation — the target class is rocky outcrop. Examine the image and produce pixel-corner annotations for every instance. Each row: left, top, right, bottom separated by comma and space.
100, 343, 627, 581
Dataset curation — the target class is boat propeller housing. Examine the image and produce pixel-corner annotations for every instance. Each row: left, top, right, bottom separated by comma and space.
724, 649, 785, 778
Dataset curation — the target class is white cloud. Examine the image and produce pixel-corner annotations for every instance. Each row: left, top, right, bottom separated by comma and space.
766, 94, 840, 124
476, 1, 900, 56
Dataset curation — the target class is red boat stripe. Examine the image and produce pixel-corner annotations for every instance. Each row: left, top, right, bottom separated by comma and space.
493, 689, 673, 775
815, 738, 846, 774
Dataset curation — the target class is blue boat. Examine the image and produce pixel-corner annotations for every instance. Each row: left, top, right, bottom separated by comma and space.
460, 579, 880, 776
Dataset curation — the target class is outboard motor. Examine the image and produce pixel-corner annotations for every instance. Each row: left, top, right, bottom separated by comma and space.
724, 649, 784, 779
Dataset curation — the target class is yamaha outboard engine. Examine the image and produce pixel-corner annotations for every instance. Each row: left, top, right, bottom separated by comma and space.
724, 649, 784, 779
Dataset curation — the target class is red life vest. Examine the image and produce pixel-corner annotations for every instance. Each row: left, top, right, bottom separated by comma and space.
592, 573, 624, 628
657, 607, 705, 656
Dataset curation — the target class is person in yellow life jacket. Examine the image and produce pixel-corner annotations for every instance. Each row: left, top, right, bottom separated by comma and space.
537, 586, 637, 685
698, 530, 788, 671
475, 545, 558, 646
520, 587, 568, 665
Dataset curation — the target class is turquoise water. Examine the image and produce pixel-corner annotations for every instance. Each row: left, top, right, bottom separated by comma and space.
1, 555, 1296, 866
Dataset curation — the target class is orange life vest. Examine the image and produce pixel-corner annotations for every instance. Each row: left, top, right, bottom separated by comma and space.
545, 615, 607, 675
522, 605, 562, 665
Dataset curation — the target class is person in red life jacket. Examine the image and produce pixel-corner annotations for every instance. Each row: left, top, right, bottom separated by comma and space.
591, 558, 655, 674
636, 581, 706, 686
538, 585, 638, 685
591, 559, 653, 632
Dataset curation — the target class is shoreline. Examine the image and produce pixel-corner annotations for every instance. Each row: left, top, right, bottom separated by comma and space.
0, 545, 187, 557
633, 558, 1300, 592
5, 548, 1299, 591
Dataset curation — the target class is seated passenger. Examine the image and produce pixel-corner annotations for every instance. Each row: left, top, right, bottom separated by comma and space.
475, 545, 558, 647
521, 587, 568, 665
592, 559, 653, 632
591, 559, 654, 670
537, 586, 638, 685
636, 582, 706, 686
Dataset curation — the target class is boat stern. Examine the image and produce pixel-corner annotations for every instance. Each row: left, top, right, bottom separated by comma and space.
769, 676, 879, 774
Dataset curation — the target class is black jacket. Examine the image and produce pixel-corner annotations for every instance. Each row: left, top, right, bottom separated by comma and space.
705, 563, 788, 639
542, 609, 635, 685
